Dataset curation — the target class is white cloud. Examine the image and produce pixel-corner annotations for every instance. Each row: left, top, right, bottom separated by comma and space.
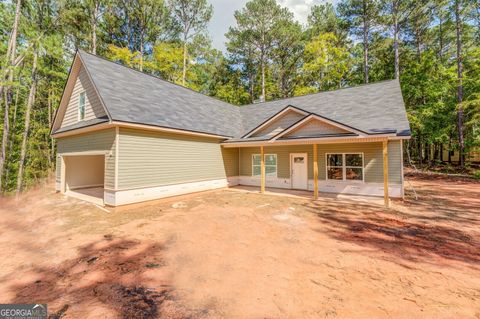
208, 0, 336, 52
278, 0, 320, 24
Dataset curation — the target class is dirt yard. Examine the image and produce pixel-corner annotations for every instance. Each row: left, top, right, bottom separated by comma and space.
0, 172, 479, 319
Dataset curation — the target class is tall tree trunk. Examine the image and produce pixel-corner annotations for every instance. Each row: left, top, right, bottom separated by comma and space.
261, 51, 266, 102
0, 0, 22, 192
417, 136, 423, 168
17, 50, 38, 194
182, 33, 187, 86
248, 68, 255, 103
455, 0, 465, 167
448, 134, 452, 164
362, 3, 369, 84
3, 82, 20, 188
393, 0, 399, 79
47, 88, 53, 167
91, 1, 98, 55
139, 35, 144, 72
0, 0, 21, 99
414, 12, 422, 59
438, 12, 444, 62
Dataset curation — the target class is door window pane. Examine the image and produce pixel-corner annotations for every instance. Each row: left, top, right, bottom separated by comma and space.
294, 156, 304, 163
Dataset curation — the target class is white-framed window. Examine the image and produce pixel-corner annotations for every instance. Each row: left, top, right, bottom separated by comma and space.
78, 91, 86, 121
252, 154, 277, 177
326, 153, 364, 181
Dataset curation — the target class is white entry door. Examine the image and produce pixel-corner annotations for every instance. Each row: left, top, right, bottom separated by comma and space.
290, 153, 308, 190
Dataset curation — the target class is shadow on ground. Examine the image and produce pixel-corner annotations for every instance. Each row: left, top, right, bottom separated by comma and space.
10, 236, 196, 319
303, 189, 480, 269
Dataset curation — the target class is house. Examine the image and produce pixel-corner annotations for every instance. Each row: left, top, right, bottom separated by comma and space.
51, 50, 411, 207
441, 147, 480, 163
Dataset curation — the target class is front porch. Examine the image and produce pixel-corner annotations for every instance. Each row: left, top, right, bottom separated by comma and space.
222, 139, 404, 207
226, 185, 389, 206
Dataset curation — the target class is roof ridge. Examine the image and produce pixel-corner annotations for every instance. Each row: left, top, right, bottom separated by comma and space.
240, 78, 400, 108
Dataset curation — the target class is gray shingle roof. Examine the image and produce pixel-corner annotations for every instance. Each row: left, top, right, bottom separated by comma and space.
55, 116, 109, 134
78, 50, 243, 137
71, 51, 410, 139
239, 80, 411, 137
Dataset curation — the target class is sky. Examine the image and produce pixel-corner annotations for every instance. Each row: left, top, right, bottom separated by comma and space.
208, 0, 335, 52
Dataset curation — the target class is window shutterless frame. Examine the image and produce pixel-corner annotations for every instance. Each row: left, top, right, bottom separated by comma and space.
252, 154, 277, 178
78, 91, 86, 121
325, 152, 364, 182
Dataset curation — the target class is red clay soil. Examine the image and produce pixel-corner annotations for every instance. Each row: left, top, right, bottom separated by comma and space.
0, 172, 479, 318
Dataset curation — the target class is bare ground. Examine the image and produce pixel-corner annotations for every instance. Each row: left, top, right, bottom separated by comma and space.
0, 172, 479, 319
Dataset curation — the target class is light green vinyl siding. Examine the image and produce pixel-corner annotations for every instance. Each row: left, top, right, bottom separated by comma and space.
61, 66, 106, 128
221, 147, 239, 177
286, 119, 349, 137
239, 141, 402, 184
117, 128, 227, 189
56, 128, 116, 188
251, 110, 305, 137
240, 145, 314, 178
55, 155, 61, 183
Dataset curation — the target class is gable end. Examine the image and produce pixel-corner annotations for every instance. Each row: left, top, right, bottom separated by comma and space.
284, 117, 351, 138
51, 52, 110, 134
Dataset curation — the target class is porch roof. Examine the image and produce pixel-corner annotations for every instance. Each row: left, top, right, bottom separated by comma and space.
221, 133, 401, 147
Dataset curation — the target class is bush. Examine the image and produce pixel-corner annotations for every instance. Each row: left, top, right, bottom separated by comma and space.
474, 170, 480, 180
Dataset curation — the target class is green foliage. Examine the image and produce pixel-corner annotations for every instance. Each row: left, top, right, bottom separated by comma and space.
226, 0, 297, 101
297, 33, 351, 93
473, 170, 480, 180
152, 42, 184, 84
107, 44, 142, 69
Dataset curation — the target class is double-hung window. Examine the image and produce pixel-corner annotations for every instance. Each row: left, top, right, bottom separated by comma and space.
78, 91, 86, 121
252, 154, 277, 177
326, 153, 364, 181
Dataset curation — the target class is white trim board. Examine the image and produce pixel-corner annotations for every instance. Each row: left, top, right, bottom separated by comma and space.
235, 176, 402, 198
104, 178, 229, 206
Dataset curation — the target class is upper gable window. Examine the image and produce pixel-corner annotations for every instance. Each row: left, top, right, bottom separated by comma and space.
78, 91, 86, 121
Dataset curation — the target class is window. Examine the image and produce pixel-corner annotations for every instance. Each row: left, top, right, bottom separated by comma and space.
326, 153, 363, 181
78, 91, 86, 120
252, 154, 277, 177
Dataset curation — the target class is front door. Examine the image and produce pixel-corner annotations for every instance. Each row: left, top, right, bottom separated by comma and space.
290, 153, 308, 190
